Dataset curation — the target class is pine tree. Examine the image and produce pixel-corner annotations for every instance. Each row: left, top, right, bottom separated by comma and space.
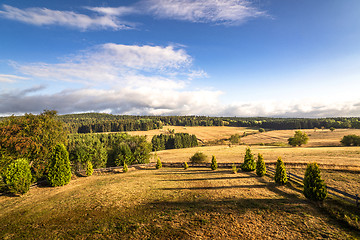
47, 144, 72, 187
156, 156, 162, 169
274, 157, 287, 185
123, 162, 128, 173
86, 161, 94, 176
184, 161, 189, 170
256, 153, 266, 177
303, 162, 327, 201
4, 158, 32, 194
241, 148, 256, 172
211, 155, 218, 170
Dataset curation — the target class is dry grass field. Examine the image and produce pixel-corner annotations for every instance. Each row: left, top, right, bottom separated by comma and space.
1, 168, 359, 239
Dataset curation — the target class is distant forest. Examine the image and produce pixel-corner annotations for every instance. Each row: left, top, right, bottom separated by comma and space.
2, 113, 360, 133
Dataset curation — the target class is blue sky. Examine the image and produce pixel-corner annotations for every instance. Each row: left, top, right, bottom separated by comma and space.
1, 0, 360, 117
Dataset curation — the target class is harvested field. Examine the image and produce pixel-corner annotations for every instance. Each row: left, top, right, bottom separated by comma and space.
1, 168, 359, 239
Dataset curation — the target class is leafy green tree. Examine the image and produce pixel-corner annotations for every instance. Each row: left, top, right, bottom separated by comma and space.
3, 158, 32, 194
123, 162, 128, 173
256, 153, 266, 177
241, 148, 256, 172
86, 161, 94, 176
329, 127, 335, 132
189, 152, 207, 163
0, 110, 67, 180
288, 131, 309, 147
184, 161, 189, 170
274, 157, 288, 185
229, 134, 241, 145
340, 135, 360, 146
47, 144, 72, 187
259, 128, 265, 133
303, 162, 327, 201
211, 155, 218, 170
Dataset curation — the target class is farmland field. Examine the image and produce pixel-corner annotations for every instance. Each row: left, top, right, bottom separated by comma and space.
1, 167, 359, 239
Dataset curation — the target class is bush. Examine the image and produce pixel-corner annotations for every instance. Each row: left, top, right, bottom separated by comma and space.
259, 128, 265, 133
123, 162, 128, 173
189, 152, 207, 163
184, 161, 189, 170
86, 161, 94, 176
256, 153, 266, 177
241, 148, 256, 172
3, 158, 32, 194
156, 157, 162, 169
340, 135, 360, 146
288, 131, 309, 147
47, 144, 72, 187
229, 134, 241, 145
232, 163, 238, 174
211, 155, 218, 170
274, 157, 287, 185
303, 162, 327, 201
329, 127, 335, 132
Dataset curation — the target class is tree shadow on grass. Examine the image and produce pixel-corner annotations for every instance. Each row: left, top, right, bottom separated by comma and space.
160, 176, 253, 182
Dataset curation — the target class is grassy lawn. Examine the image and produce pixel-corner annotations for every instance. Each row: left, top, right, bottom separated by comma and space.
1, 167, 359, 239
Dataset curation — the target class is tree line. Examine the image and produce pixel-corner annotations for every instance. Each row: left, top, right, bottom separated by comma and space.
151, 133, 198, 151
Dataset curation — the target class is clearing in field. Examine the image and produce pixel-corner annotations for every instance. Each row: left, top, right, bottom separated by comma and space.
1, 167, 359, 239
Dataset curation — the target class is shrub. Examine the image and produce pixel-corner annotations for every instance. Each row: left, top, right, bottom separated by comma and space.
274, 157, 288, 185
330, 127, 335, 132
256, 153, 266, 177
3, 158, 32, 194
189, 152, 207, 164
123, 162, 128, 173
184, 161, 189, 170
341, 135, 360, 146
232, 163, 238, 174
229, 134, 241, 145
156, 157, 162, 169
211, 155, 218, 170
86, 161, 94, 176
288, 130, 309, 147
47, 144, 72, 187
259, 128, 265, 133
303, 162, 327, 201
241, 148, 256, 172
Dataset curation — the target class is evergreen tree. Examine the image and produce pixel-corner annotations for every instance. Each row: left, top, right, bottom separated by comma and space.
211, 155, 218, 170
4, 158, 32, 194
123, 162, 128, 173
241, 148, 256, 172
274, 157, 288, 185
47, 144, 72, 187
256, 153, 266, 177
86, 161, 93, 176
184, 161, 189, 170
303, 162, 327, 201
156, 156, 162, 169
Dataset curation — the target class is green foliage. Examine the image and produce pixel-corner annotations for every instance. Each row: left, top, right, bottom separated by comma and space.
340, 135, 360, 146
259, 128, 265, 133
288, 130, 309, 147
123, 162, 128, 173
256, 153, 266, 177
85, 161, 93, 176
3, 158, 32, 194
156, 156, 162, 169
114, 143, 133, 166
229, 134, 241, 145
303, 162, 327, 201
232, 163, 238, 174
274, 157, 288, 185
47, 144, 72, 187
329, 127, 335, 132
211, 155, 218, 170
241, 148, 256, 172
151, 133, 198, 151
184, 161, 189, 170
0, 110, 67, 180
189, 152, 207, 164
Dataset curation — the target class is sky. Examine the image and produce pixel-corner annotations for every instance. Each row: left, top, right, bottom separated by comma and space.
1, 0, 360, 117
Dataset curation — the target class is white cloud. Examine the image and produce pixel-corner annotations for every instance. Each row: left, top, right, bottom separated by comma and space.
15, 43, 198, 86
0, 74, 28, 83
0, 4, 134, 30
143, 0, 267, 25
